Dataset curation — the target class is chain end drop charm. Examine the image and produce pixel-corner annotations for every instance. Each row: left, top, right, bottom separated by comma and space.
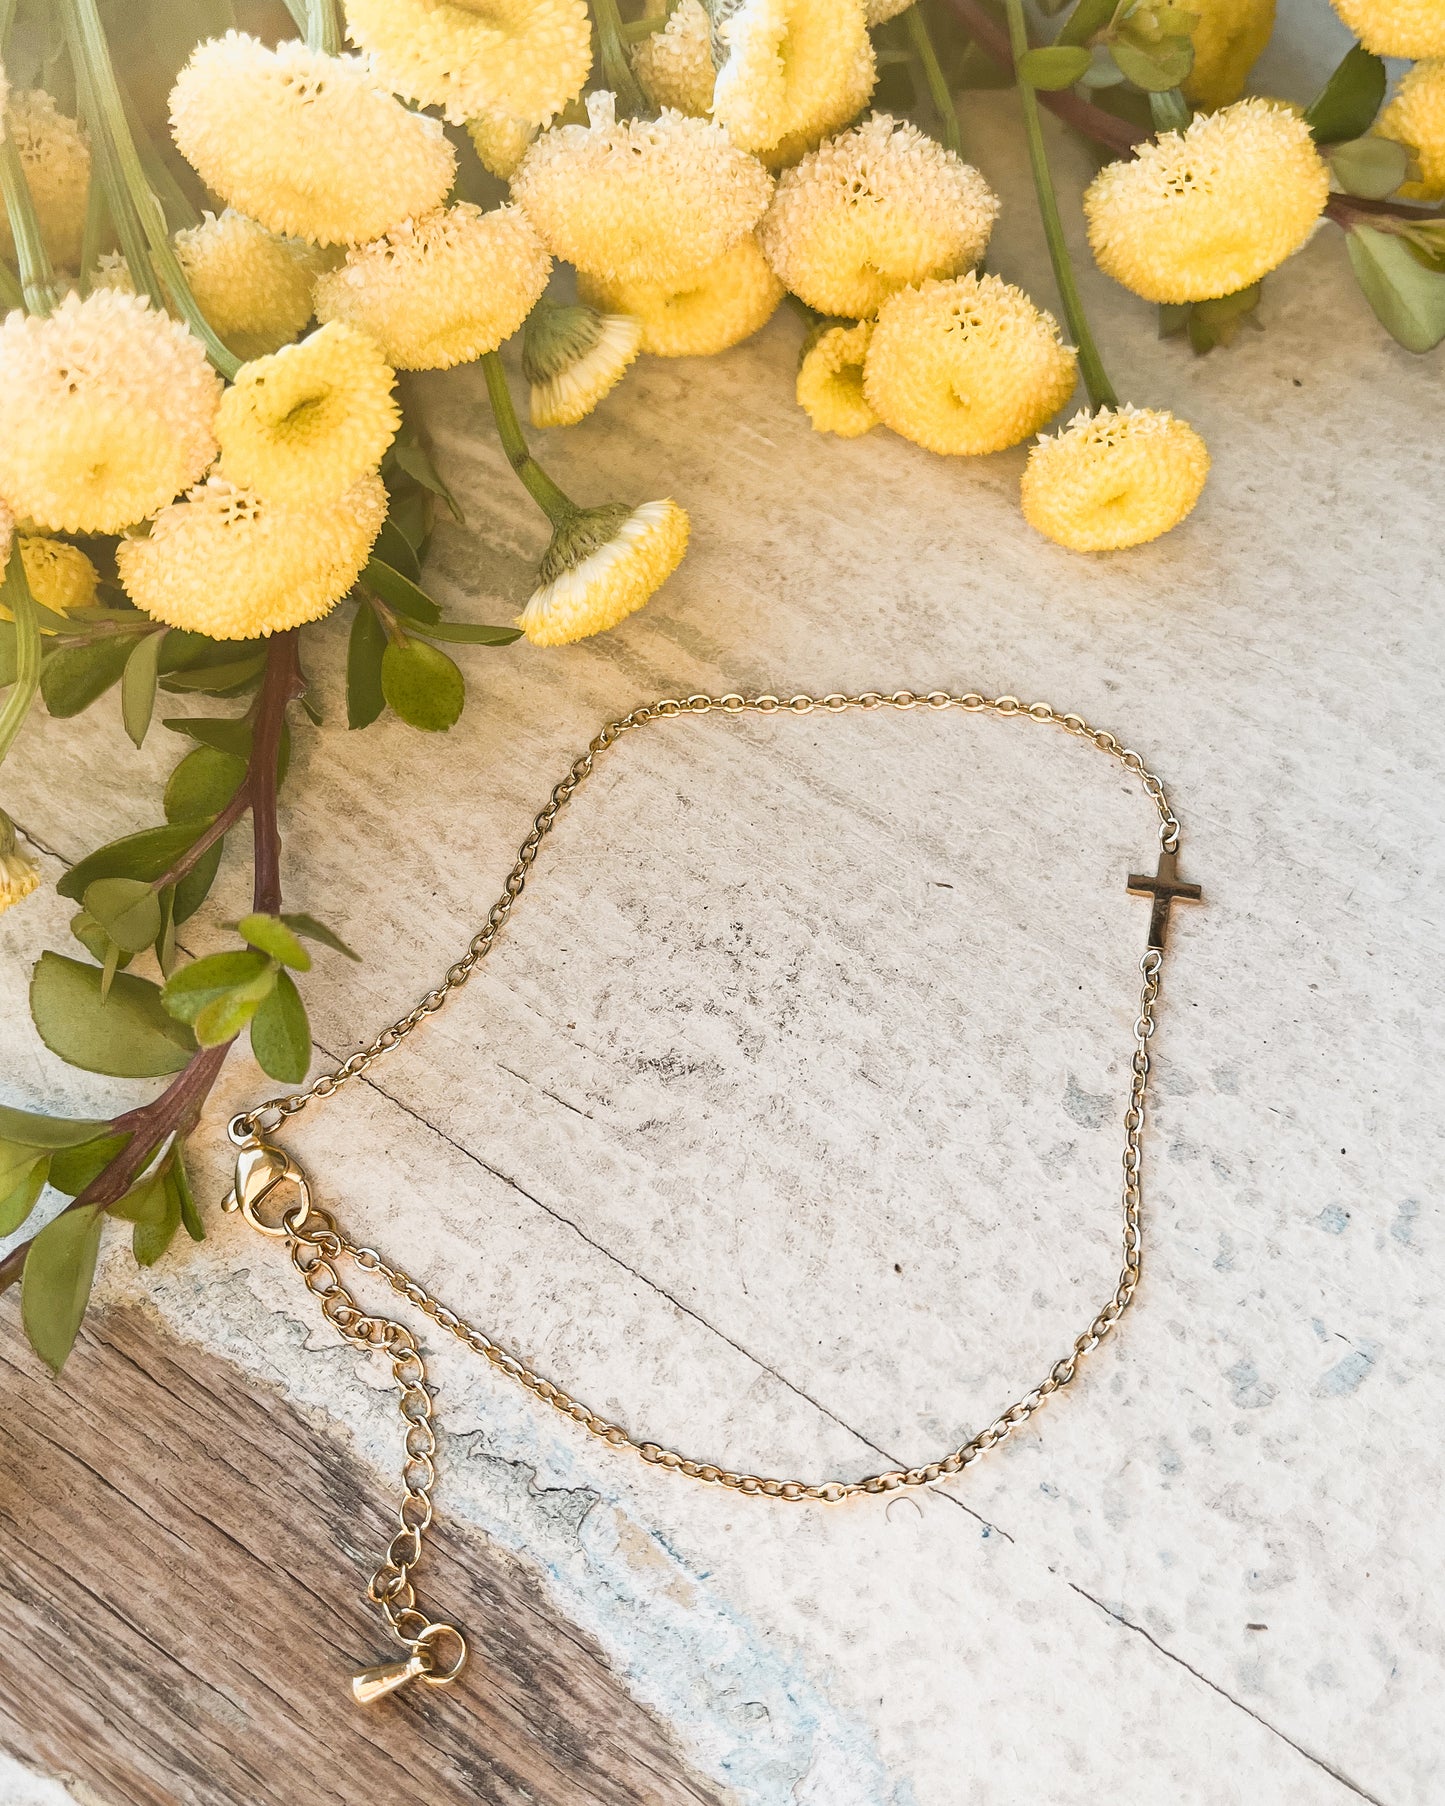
352, 1654, 428, 1704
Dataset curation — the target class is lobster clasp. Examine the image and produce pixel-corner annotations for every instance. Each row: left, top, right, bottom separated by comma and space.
223, 1132, 312, 1238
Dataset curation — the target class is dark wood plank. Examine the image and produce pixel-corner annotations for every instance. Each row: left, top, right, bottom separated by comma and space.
0, 1305, 730, 1806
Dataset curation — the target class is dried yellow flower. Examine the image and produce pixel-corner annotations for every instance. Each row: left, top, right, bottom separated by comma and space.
634, 0, 717, 116
1021, 406, 1210, 552
523, 300, 642, 426
344, 0, 591, 125
118, 474, 386, 639
578, 232, 784, 356
0, 292, 220, 535
1084, 100, 1329, 304
712, 0, 876, 166
0, 90, 90, 270
1182, 0, 1276, 109
169, 33, 455, 246
512, 92, 773, 285
796, 319, 876, 436
467, 110, 537, 180
760, 115, 999, 317
863, 274, 1077, 455
519, 500, 689, 646
314, 203, 550, 370
1379, 59, 1445, 201
1329, 0, 1445, 57
6, 537, 101, 618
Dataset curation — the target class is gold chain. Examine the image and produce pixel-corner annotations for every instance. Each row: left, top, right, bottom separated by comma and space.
222, 689, 1193, 1701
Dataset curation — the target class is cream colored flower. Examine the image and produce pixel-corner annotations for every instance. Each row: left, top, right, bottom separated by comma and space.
796, 319, 876, 436
578, 233, 783, 356
118, 474, 386, 639
1379, 59, 1445, 201
1329, 0, 1445, 57
863, 274, 1077, 455
0, 291, 220, 535
314, 204, 550, 369
467, 110, 537, 180
173, 210, 318, 360
512, 91, 773, 285
1084, 100, 1329, 303
1021, 406, 1210, 551
523, 300, 642, 426
0, 819, 41, 916
216, 322, 398, 505
634, 0, 716, 116
865, 0, 914, 18
761, 115, 998, 317
170, 33, 455, 246
519, 500, 689, 645
1182, 0, 1276, 109
0, 90, 90, 270
3, 538, 101, 618
712, 0, 876, 166
345, 0, 591, 125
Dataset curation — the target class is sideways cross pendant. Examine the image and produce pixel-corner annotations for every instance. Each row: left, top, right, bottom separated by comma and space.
1127, 846, 1203, 951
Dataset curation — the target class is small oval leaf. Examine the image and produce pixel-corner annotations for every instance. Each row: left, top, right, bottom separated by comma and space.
30, 953, 196, 1078
22, 1203, 104, 1373
381, 638, 465, 732
249, 969, 311, 1083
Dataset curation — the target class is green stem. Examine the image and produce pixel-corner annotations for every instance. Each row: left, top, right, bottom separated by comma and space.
905, 6, 963, 157
0, 135, 59, 314
1055, 0, 1117, 47
118, 75, 201, 232
0, 545, 43, 768
591, 0, 648, 115
77, 158, 108, 292
481, 352, 580, 528
304, 0, 342, 54
0, 256, 22, 310
1003, 0, 1118, 410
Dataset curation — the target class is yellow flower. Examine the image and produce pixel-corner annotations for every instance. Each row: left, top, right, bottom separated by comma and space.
866, 0, 914, 18
169, 33, 455, 246
1328, 0, 1445, 57
578, 233, 783, 356
5, 537, 101, 618
760, 114, 999, 317
1379, 60, 1445, 201
712, 0, 876, 166
0, 291, 220, 536
0, 825, 41, 917
1021, 406, 1210, 551
345, 0, 592, 125
634, 0, 717, 116
512, 91, 773, 285
523, 300, 642, 426
1182, 0, 1276, 109
467, 110, 537, 180
173, 210, 318, 361
1084, 99, 1329, 303
117, 474, 386, 639
795, 319, 877, 436
519, 500, 689, 646
314, 203, 550, 370
863, 274, 1077, 455
0, 90, 90, 270
216, 322, 398, 506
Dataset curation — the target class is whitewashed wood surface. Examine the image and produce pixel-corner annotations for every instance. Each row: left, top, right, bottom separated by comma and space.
2, 7, 1441, 1802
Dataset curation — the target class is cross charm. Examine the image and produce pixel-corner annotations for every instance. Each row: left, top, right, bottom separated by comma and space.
1127, 846, 1203, 950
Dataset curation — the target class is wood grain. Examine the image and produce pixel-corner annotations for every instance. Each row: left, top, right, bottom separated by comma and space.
0, 1304, 730, 1806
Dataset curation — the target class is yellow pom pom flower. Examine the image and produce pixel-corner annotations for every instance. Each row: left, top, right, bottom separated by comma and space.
0, 291, 220, 536
863, 274, 1077, 455
760, 114, 999, 317
1379, 59, 1445, 201
0, 814, 41, 919
523, 300, 642, 426
118, 474, 386, 639
344, 0, 591, 126
1328, 0, 1445, 57
578, 232, 784, 356
172, 210, 318, 361
1, 537, 101, 619
1084, 99, 1329, 304
169, 33, 455, 246
519, 500, 689, 646
712, 0, 876, 166
512, 91, 773, 285
633, 0, 717, 116
795, 319, 877, 436
467, 111, 537, 180
314, 203, 550, 370
1021, 406, 1210, 552
1181, 0, 1276, 109
216, 322, 398, 506
0, 90, 90, 270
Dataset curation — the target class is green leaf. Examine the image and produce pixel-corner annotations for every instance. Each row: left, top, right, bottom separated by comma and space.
1305, 42, 1387, 145
120, 630, 165, 748
173, 837, 226, 924
110, 1171, 179, 1267
69, 907, 132, 969
374, 518, 421, 584
381, 638, 465, 732
1330, 134, 1411, 200
0, 1140, 45, 1199
82, 877, 164, 954
49, 1131, 132, 1196
1185, 282, 1263, 352
412, 619, 523, 646
40, 636, 136, 717
31, 954, 197, 1076
164, 745, 247, 822
384, 483, 433, 553
280, 912, 360, 961
0, 1105, 108, 1149
161, 949, 274, 1023
250, 969, 311, 1083
347, 598, 387, 731
58, 821, 209, 901
1148, 86, 1191, 133
1347, 223, 1445, 353
1017, 44, 1092, 88
0, 1156, 50, 1237
160, 654, 267, 694
162, 715, 252, 757
1055, 0, 1118, 46
389, 430, 464, 522
364, 557, 442, 624
1110, 35, 1193, 90
172, 1145, 205, 1242
22, 1203, 104, 1373
237, 912, 311, 970
193, 967, 277, 1045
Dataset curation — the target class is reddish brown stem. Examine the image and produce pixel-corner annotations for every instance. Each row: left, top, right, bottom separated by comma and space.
1325, 192, 1445, 230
